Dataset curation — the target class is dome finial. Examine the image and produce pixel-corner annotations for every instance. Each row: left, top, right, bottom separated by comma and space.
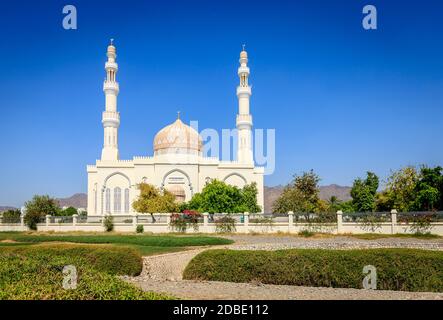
177, 111, 180, 120
242, 44, 246, 51
110, 38, 114, 45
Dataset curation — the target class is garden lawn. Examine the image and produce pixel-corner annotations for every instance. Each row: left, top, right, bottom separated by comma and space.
0, 244, 175, 299
0, 232, 233, 255
183, 248, 443, 292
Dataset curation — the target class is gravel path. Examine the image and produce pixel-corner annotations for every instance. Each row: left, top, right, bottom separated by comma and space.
225, 235, 443, 251
128, 279, 443, 300
124, 235, 443, 300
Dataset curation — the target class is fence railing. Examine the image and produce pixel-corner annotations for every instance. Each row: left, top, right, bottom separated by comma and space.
1, 210, 443, 235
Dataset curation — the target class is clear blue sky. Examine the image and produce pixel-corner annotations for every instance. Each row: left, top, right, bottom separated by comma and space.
1, 0, 442, 207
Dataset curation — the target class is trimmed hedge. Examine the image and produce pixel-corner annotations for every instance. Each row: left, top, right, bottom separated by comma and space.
7, 244, 144, 276
0, 244, 173, 300
183, 249, 443, 292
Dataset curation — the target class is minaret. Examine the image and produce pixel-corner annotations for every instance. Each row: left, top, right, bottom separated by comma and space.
101, 39, 120, 161
236, 45, 253, 164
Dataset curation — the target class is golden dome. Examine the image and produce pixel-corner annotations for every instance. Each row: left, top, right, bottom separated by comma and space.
240, 50, 247, 59
153, 118, 202, 155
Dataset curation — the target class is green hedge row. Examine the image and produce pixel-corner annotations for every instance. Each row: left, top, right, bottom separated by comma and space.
183, 249, 443, 292
0, 244, 172, 300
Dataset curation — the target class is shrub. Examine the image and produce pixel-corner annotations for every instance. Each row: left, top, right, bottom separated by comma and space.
1, 209, 21, 223
24, 211, 44, 230
298, 229, 314, 237
215, 215, 236, 233
249, 216, 274, 226
24, 195, 61, 230
136, 224, 144, 234
59, 206, 78, 216
0, 244, 173, 300
183, 248, 443, 292
103, 216, 114, 232
169, 211, 201, 233
360, 213, 385, 232
399, 213, 435, 234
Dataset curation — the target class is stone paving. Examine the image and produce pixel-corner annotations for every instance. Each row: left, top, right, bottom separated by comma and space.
124, 235, 443, 300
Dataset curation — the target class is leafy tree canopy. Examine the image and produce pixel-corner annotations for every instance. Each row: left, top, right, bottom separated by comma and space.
412, 166, 443, 211
24, 195, 61, 230
182, 180, 261, 213
25, 195, 60, 216
350, 172, 379, 212
59, 206, 78, 216
132, 183, 178, 214
272, 170, 322, 213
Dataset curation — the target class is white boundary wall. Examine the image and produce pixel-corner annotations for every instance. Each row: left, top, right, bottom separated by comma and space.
1, 211, 443, 235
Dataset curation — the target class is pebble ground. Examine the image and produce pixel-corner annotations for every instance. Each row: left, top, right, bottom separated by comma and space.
124, 235, 443, 300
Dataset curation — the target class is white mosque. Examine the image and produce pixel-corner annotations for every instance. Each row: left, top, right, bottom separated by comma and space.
86, 42, 264, 215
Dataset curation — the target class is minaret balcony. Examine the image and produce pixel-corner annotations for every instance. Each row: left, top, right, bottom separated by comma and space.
105, 62, 118, 71
103, 81, 119, 93
102, 111, 120, 126
238, 66, 250, 75
236, 114, 252, 127
236, 86, 251, 97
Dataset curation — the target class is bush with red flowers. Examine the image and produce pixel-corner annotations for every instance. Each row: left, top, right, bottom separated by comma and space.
169, 210, 202, 233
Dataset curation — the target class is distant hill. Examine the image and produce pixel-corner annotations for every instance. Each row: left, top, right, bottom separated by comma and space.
263, 185, 285, 213
56, 193, 87, 208
0, 194, 87, 213
319, 184, 352, 202
264, 184, 351, 213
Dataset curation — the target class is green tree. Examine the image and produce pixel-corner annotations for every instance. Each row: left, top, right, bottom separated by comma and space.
132, 183, 178, 222
412, 166, 443, 211
1, 209, 21, 223
60, 206, 78, 216
237, 182, 261, 213
199, 180, 242, 213
336, 200, 355, 213
24, 195, 61, 230
184, 180, 261, 213
272, 170, 322, 213
350, 172, 379, 212
326, 196, 340, 212
382, 166, 419, 212
375, 190, 394, 212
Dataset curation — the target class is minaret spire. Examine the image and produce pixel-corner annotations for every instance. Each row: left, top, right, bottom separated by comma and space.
236, 46, 253, 164
101, 41, 120, 161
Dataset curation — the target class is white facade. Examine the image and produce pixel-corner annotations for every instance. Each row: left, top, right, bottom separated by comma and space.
87, 42, 264, 215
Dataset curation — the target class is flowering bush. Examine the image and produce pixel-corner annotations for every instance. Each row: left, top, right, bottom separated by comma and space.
169, 210, 202, 233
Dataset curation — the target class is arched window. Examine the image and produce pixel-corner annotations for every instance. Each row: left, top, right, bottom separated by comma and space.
94, 189, 97, 214
114, 187, 121, 213
167, 185, 186, 203
124, 188, 130, 213
105, 188, 111, 213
